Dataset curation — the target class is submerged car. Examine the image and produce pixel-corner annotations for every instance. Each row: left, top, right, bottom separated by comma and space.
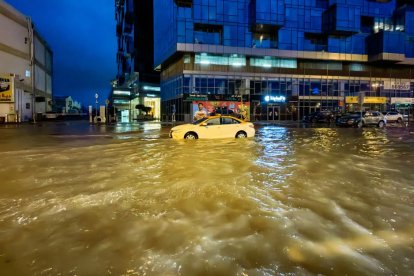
169, 115, 255, 139
336, 111, 386, 128
302, 110, 335, 123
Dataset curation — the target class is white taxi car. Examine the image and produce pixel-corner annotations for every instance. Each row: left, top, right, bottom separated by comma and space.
169, 115, 255, 139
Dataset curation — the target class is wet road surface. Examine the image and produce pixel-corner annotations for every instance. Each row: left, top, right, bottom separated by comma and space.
0, 121, 413, 275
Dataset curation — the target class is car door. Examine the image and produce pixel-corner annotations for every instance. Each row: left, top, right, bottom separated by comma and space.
364, 111, 374, 125
197, 117, 221, 138
372, 112, 383, 124
221, 117, 241, 138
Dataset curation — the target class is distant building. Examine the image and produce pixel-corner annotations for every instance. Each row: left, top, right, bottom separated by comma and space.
153, 0, 414, 122
0, 1, 53, 122
111, 0, 160, 122
53, 96, 82, 114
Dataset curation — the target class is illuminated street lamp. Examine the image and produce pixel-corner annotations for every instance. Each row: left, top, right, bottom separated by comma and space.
95, 93, 99, 120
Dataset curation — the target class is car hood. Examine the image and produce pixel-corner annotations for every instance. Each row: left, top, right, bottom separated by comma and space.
171, 124, 193, 131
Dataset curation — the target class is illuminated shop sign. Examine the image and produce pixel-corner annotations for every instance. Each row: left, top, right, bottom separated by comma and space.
264, 95, 286, 103
183, 94, 208, 102
390, 97, 414, 104
364, 97, 387, 104
346, 96, 386, 104
384, 81, 411, 91
312, 88, 319, 95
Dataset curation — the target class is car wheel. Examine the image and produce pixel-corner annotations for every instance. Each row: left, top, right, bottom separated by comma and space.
397, 118, 403, 124
357, 121, 363, 128
184, 132, 198, 139
378, 121, 385, 128
235, 131, 247, 138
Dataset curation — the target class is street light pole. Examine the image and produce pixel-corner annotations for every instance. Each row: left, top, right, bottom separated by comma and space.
95, 93, 99, 122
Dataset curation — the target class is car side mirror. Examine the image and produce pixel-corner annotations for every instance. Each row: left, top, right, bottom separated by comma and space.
200, 122, 207, 126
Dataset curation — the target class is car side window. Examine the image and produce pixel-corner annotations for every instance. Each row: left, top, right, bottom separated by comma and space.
222, 118, 240, 124
206, 118, 220, 125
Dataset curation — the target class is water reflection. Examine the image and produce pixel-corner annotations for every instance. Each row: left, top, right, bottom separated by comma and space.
0, 123, 413, 275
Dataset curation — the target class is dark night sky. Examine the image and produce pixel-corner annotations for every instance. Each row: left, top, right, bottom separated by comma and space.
6, 0, 117, 107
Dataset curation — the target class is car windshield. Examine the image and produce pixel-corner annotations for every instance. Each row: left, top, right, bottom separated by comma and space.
192, 117, 209, 125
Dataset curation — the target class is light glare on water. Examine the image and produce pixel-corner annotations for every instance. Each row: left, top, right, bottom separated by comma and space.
0, 122, 413, 275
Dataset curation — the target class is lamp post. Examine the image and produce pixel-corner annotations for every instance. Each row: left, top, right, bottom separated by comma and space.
95, 93, 99, 122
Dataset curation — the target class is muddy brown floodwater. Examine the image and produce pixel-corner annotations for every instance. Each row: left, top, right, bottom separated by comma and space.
0, 121, 413, 275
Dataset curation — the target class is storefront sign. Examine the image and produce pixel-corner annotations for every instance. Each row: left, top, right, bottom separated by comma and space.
390, 97, 414, 104
364, 97, 387, 104
0, 75, 14, 102
346, 96, 386, 104
264, 95, 286, 103
345, 96, 358, 104
299, 96, 342, 100
183, 94, 208, 102
384, 81, 411, 91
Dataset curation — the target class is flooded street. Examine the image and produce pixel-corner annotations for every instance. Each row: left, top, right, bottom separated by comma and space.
0, 121, 413, 275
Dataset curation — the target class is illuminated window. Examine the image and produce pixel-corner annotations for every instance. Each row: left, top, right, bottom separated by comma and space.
194, 53, 246, 66
250, 57, 297, 68
113, 90, 131, 96
114, 99, 129, 104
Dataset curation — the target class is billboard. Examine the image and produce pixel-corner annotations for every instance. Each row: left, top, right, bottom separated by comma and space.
0, 75, 14, 102
384, 81, 411, 91
192, 101, 250, 121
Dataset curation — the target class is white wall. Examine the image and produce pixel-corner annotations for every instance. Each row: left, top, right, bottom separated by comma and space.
0, 2, 53, 119
0, 11, 29, 54
0, 51, 30, 84
46, 73, 52, 94
34, 36, 45, 65
34, 64, 46, 91
14, 89, 32, 121
0, 11, 31, 86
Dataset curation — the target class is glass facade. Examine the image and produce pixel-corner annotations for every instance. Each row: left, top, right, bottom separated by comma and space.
154, 0, 414, 121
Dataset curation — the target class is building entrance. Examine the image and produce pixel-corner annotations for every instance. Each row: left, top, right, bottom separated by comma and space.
267, 106, 280, 121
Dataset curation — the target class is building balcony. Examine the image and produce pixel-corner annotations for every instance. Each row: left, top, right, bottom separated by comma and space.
322, 4, 360, 35
366, 31, 406, 62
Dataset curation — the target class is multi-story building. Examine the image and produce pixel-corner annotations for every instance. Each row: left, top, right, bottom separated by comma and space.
53, 96, 82, 114
112, 0, 161, 122
0, 1, 53, 122
154, 0, 414, 121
